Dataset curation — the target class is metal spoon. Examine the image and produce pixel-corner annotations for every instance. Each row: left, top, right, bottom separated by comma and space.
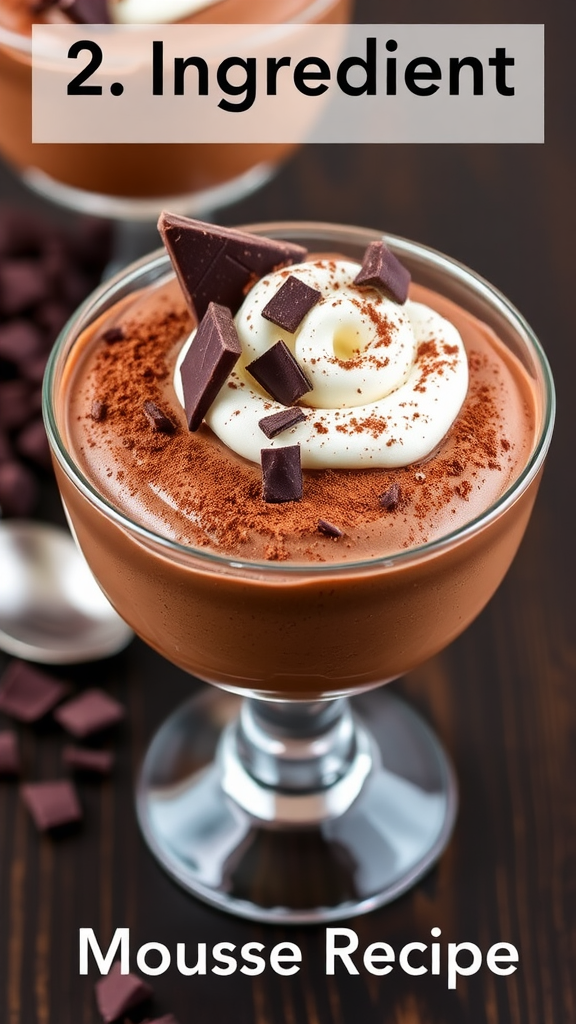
0, 520, 133, 664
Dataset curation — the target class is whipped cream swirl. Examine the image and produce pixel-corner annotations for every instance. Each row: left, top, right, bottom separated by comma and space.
113, 0, 223, 24
175, 259, 469, 469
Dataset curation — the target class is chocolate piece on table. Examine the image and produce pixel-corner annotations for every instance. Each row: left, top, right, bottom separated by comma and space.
63, 745, 114, 775
63, 0, 112, 24
0, 661, 68, 722
16, 419, 52, 471
21, 780, 82, 831
317, 519, 343, 538
259, 407, 306, 439
261, 274, 321, 333
95, 962, 153, 1024
158, 213, 307, 320
54, 688, 125, 738
354, 241, 411, 305
91, 399, 107, 422
143, 400, 176, 435
0, 461, 38, 517
0, 731, 20, 775
247, 340, 312, 406
180, 302, 241, 431
379, 482, 402, 511
261, 445, 303, 503
101, 326, 125, 344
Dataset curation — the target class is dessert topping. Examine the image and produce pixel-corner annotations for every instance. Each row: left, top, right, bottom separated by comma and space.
246, 339, 312, 406
259, 407, 307, 439
102, 325, 125, 344
180, 301, 241, 431
317, 520, 343, 538
261, 445, 303, 503
379, 482, 402, 511
261, 274, 321, 333
353, 239, 411, 304
143, 399, 176, 434
158, 213, 307, 320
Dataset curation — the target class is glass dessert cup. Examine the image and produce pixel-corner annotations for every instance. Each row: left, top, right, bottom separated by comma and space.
43, 223, 554, 923
0, 0, 351, 222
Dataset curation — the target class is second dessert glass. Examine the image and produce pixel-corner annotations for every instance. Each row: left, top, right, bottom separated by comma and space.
43, 223, 554, 923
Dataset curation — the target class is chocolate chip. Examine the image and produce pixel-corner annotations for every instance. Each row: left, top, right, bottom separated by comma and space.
180, 302, 241, 431
63, 0, 111, 24
354, 241, 411, 305
63, 745, 114, 775
379, 482, 402, 511
95, 962, 153, 1024
258, 407, 306, 439
247, 341, 311, 406
21, 780, 82, 831
91, 399, 107, 422
261, 275, 321, 333
261, 445, 302, 503
0, 260, 50, 316
158, 213, 307, 320
101, 326, 124, 345
0, 461, 38, 517
317, 519, 343, 538
0, 661, 69, 722
54, 688, 125, 738
143, 400, 176, 435
16, 419, 52, 471
0, 731, 20, 776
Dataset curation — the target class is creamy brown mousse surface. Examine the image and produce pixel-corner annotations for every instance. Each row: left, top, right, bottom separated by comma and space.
59, 273, 538, 565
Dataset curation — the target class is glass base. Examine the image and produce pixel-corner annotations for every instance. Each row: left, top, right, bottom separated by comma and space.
136, 688, 457, 924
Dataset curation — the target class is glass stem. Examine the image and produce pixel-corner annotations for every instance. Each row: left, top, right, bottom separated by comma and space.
233, 697, 358, 793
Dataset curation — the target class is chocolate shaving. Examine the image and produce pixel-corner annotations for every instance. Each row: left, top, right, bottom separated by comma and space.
379, 482, 402, 511
143, 400, 176, 435
317, 519, 343, 538
101, 326, 124, 344
21, 780, 82, 831
261, 445, 302, 503
180, 302, 241, 431
158, 212, 307, 320
91, 399, 107, 422
247, 340, 312, 406
261, 275, 321, 333
95, 962, 153, 1023
354, 241, 411, 305
258, 407, 306, 439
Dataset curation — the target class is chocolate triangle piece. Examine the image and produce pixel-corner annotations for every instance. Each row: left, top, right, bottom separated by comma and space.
181, 302, 241, 431
62, 0, 111, 22
246, 339, 312, 406
158, 213, 307, 320
354, 240, 411, 305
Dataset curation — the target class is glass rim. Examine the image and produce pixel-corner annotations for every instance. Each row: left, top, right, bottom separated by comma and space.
0, 0, 342, 54
43, 220, 556, 577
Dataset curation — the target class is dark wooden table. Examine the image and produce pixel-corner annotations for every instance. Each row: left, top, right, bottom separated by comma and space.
1, 0, 574, 1020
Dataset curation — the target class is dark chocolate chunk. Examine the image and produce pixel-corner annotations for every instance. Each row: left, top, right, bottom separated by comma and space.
247, 341, 311, 406
261, 445, 302, 503
143, 400, 176, 435
95, 962, 153, 1024
317, 519, 343, 538
0, 380, 32, 431
259, 406, 306, 439
63, 0, 111, 24
16, 419, 52, 471
180, 302, 241, 431
91, 399, 107, 422
354, 241, 411, 305
379, 482, 402, 511
261, 275, 321, 333
0, 731, 20, 776
0, 461, 38, 517
54, 688, 125, 738
158, 212, 307, 320
0, 661, 68, 722
0, 320, 44, 365
63, 745, 114, 775
0, 259, 50, 316
21, 780, 82, 831
101, 326, 124, 345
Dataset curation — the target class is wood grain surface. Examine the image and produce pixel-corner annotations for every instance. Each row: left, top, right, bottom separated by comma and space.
1, 0, 574, 1020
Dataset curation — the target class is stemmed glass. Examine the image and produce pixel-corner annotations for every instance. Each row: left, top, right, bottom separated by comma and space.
43, 222, 554, 923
